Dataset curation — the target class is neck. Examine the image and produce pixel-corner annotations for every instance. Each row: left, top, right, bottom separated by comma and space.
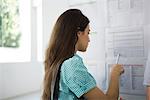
75, 44, 78, 53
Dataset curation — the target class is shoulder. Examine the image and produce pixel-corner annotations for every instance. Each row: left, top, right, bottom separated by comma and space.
62, 54, 84, 68
61, 54, 87, 75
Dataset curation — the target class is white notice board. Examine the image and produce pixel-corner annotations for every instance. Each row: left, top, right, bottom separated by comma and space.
105, 26, 148, 95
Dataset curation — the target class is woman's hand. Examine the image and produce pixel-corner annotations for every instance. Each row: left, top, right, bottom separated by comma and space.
111, 64, 124, 76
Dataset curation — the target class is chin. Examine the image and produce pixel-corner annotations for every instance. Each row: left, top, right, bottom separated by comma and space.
79, 49, 87, 52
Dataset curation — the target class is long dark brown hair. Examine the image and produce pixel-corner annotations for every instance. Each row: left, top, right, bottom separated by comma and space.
42, 9, 89, 100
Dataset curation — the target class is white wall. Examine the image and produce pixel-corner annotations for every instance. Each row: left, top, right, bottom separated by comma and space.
1, 63, 43, 99
0, 67, 3, 98
43, 0, 68, 55
0, 0, 69, 99
0, 2, 44, 99
0, 0, 70, 99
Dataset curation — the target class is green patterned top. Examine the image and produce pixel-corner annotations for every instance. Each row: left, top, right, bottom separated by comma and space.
58, 54, 96, 100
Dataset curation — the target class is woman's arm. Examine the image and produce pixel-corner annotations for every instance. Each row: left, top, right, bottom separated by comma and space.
83, 64, 123, 100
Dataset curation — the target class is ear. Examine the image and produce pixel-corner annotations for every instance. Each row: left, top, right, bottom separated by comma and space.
77, 31, 83, 37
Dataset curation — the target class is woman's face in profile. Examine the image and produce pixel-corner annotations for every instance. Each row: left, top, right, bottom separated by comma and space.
76, 24, 90, 52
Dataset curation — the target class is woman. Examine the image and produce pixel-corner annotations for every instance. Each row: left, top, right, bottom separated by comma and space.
42, 9, 124, 100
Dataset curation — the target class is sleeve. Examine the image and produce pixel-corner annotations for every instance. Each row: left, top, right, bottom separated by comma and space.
62, 57, 96, 98
144, 60, 150, 86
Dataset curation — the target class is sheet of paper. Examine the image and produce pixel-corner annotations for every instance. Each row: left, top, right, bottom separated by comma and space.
107, 0, 144, 27
107, 62, 146, 95
105, 27, 145, 58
